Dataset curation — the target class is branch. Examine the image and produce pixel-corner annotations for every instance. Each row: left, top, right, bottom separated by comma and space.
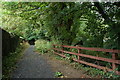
94, 2, 111, 22
22, 7, 40, 12
113, 2, 120, 7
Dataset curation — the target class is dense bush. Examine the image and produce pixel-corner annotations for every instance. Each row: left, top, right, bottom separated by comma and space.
35, 39, 52, 54
35, 38, 62, 54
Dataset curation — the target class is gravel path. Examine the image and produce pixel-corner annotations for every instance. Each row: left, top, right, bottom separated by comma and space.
11, 45, 54, 78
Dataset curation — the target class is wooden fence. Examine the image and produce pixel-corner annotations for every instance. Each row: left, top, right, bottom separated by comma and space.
52, 44, 120, 75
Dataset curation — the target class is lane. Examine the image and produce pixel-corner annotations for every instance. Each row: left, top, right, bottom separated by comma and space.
11, 45, 54, 78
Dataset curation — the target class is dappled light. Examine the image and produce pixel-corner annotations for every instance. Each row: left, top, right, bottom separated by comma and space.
1, 1, 120, 79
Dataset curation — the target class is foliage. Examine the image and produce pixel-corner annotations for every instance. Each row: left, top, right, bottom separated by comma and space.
1, 14, 44, 40
53, 52, 120, 78
54, 71, 63, 78
70, 62, 120, 78
35, 38, 62, 54
35, 39, 52, 54
2, 42, 29, 78
2, 2, 120, 49
1, 2, 120, 78
55, 55, 64, 60
1, 2, 47, 41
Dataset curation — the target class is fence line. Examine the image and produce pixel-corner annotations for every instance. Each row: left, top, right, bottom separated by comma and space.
52, 44, 120, 75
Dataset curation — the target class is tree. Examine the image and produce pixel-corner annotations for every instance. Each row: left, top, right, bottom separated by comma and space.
2, 2, 120, 49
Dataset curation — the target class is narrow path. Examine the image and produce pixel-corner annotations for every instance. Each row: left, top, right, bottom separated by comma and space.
11, 45, 54, 78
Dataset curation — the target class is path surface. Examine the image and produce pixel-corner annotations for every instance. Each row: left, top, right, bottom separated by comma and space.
11, 45, 54, 78
42, 53, 91, 78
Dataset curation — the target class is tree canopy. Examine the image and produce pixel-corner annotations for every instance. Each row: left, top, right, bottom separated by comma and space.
1, 2, 120, 49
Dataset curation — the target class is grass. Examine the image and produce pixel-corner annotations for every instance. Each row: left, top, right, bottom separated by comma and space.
2, 42, 29, 78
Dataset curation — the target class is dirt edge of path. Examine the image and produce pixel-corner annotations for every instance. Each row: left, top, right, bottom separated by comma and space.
38, 52, 92, 78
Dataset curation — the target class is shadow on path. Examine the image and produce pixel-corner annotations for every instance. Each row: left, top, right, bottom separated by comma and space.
11, 45, 54, 78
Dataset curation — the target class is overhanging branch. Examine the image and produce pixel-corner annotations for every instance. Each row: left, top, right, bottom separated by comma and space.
22, 7, 40, 12
94, 2, 111, 22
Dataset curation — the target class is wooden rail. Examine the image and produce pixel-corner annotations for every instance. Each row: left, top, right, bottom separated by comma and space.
52, 44, 120, 75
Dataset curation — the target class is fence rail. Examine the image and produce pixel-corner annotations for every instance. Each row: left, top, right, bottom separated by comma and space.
52, 44, 120, 75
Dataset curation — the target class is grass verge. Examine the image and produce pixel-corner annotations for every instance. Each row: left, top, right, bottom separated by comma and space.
48, 51, 120, 78
2, 42, 29, 78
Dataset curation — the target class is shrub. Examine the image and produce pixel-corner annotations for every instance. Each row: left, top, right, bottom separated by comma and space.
35, 39, 52, 54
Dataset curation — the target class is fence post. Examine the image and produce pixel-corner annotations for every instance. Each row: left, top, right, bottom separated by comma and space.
77, 45, 81, 60
112, 52, 118, 71
61, 45, 64, 54
53, 45, 55, 53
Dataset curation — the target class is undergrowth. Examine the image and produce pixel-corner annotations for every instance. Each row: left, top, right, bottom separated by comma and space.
34, 39, 52, 54
2, 42, 29, 78
34, 39, 120, 78
71, 62, 120, 78
34, 39, 61, 54
54, 71, 63, 78
53, 53, 120, 78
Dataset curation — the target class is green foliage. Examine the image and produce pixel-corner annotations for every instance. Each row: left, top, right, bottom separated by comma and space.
54, 71, 63, 77
35, 39, 52, 54
2, 2, 120, 49
44, 2, 83, 45
55, 55, 64, 60
2, 2, 120, 78
71, 62, 120, 78
65, 54, 71, 59
1, 2, 48, 41
2, 43, 28, 78
51, 38, 62, 45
